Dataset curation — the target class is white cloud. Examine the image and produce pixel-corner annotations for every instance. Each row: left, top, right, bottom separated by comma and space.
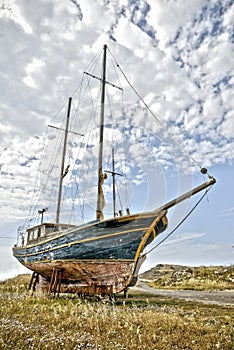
205, 39, 233, 80
0, 246, 30, 281
0, 0, 233, 279
114, 16, 152, 57
223, 2, 234, 26
147, 0, 204, 47
0, 0, 33, 33
218, 110, 234, 140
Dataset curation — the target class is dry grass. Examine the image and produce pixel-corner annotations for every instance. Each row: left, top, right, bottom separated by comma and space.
142, 265, 234, 291
0, 275, 233, 349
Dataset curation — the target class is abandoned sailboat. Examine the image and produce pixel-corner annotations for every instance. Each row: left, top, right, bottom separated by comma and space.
12, 45, 216, 295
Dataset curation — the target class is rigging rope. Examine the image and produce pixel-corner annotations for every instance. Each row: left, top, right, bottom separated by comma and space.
144, 185, 214, 257
108, 47, 209, 175
24, 51, 105, 227
71, 67, 104, 222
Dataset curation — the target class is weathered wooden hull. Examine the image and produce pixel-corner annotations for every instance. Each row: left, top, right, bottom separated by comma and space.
13, 211, 167, 294
26, 259, 145, 294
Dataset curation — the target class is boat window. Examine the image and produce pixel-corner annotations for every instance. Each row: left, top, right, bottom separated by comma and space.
45, 226, 58, 234
60, 225, 69, 231
33, 229, 37, 240
27, 230, 35, 242
27, 232, 31, 243
45, 227, 53, 234
27, 227, 42, 242
40, 227, 45, 237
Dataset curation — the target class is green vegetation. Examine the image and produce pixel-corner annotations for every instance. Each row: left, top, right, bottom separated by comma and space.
0, 274, 30, 293
141, 265, 234, 291
0, 274, 233, 349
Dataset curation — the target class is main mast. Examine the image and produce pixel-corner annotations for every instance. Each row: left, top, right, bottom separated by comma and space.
96, 44, 107, 220
56, 97, 72, 224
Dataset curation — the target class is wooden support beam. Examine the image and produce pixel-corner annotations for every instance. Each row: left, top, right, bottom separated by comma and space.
29, 272, 39, 292
49, 268, 62, 296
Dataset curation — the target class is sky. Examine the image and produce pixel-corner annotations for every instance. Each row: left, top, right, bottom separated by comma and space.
0, 0, 233, 280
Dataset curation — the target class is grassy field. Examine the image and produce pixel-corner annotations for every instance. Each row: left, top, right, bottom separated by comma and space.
0, 274, 233, 349
141, 264, 234, 291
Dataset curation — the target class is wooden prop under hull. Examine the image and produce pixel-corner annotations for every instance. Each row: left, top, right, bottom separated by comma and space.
26, 257, 145, 295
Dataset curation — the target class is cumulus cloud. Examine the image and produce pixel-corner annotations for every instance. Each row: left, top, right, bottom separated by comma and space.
0, 1, 233, 279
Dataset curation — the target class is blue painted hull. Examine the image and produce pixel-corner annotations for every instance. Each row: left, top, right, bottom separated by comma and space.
13, 211, 167, 293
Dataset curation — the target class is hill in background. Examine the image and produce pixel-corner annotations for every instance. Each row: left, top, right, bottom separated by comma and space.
140, 264, 234, 290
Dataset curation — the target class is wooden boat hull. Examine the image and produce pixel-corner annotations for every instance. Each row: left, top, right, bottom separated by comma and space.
13, 211, 167, 294
25, 259, 145, 294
